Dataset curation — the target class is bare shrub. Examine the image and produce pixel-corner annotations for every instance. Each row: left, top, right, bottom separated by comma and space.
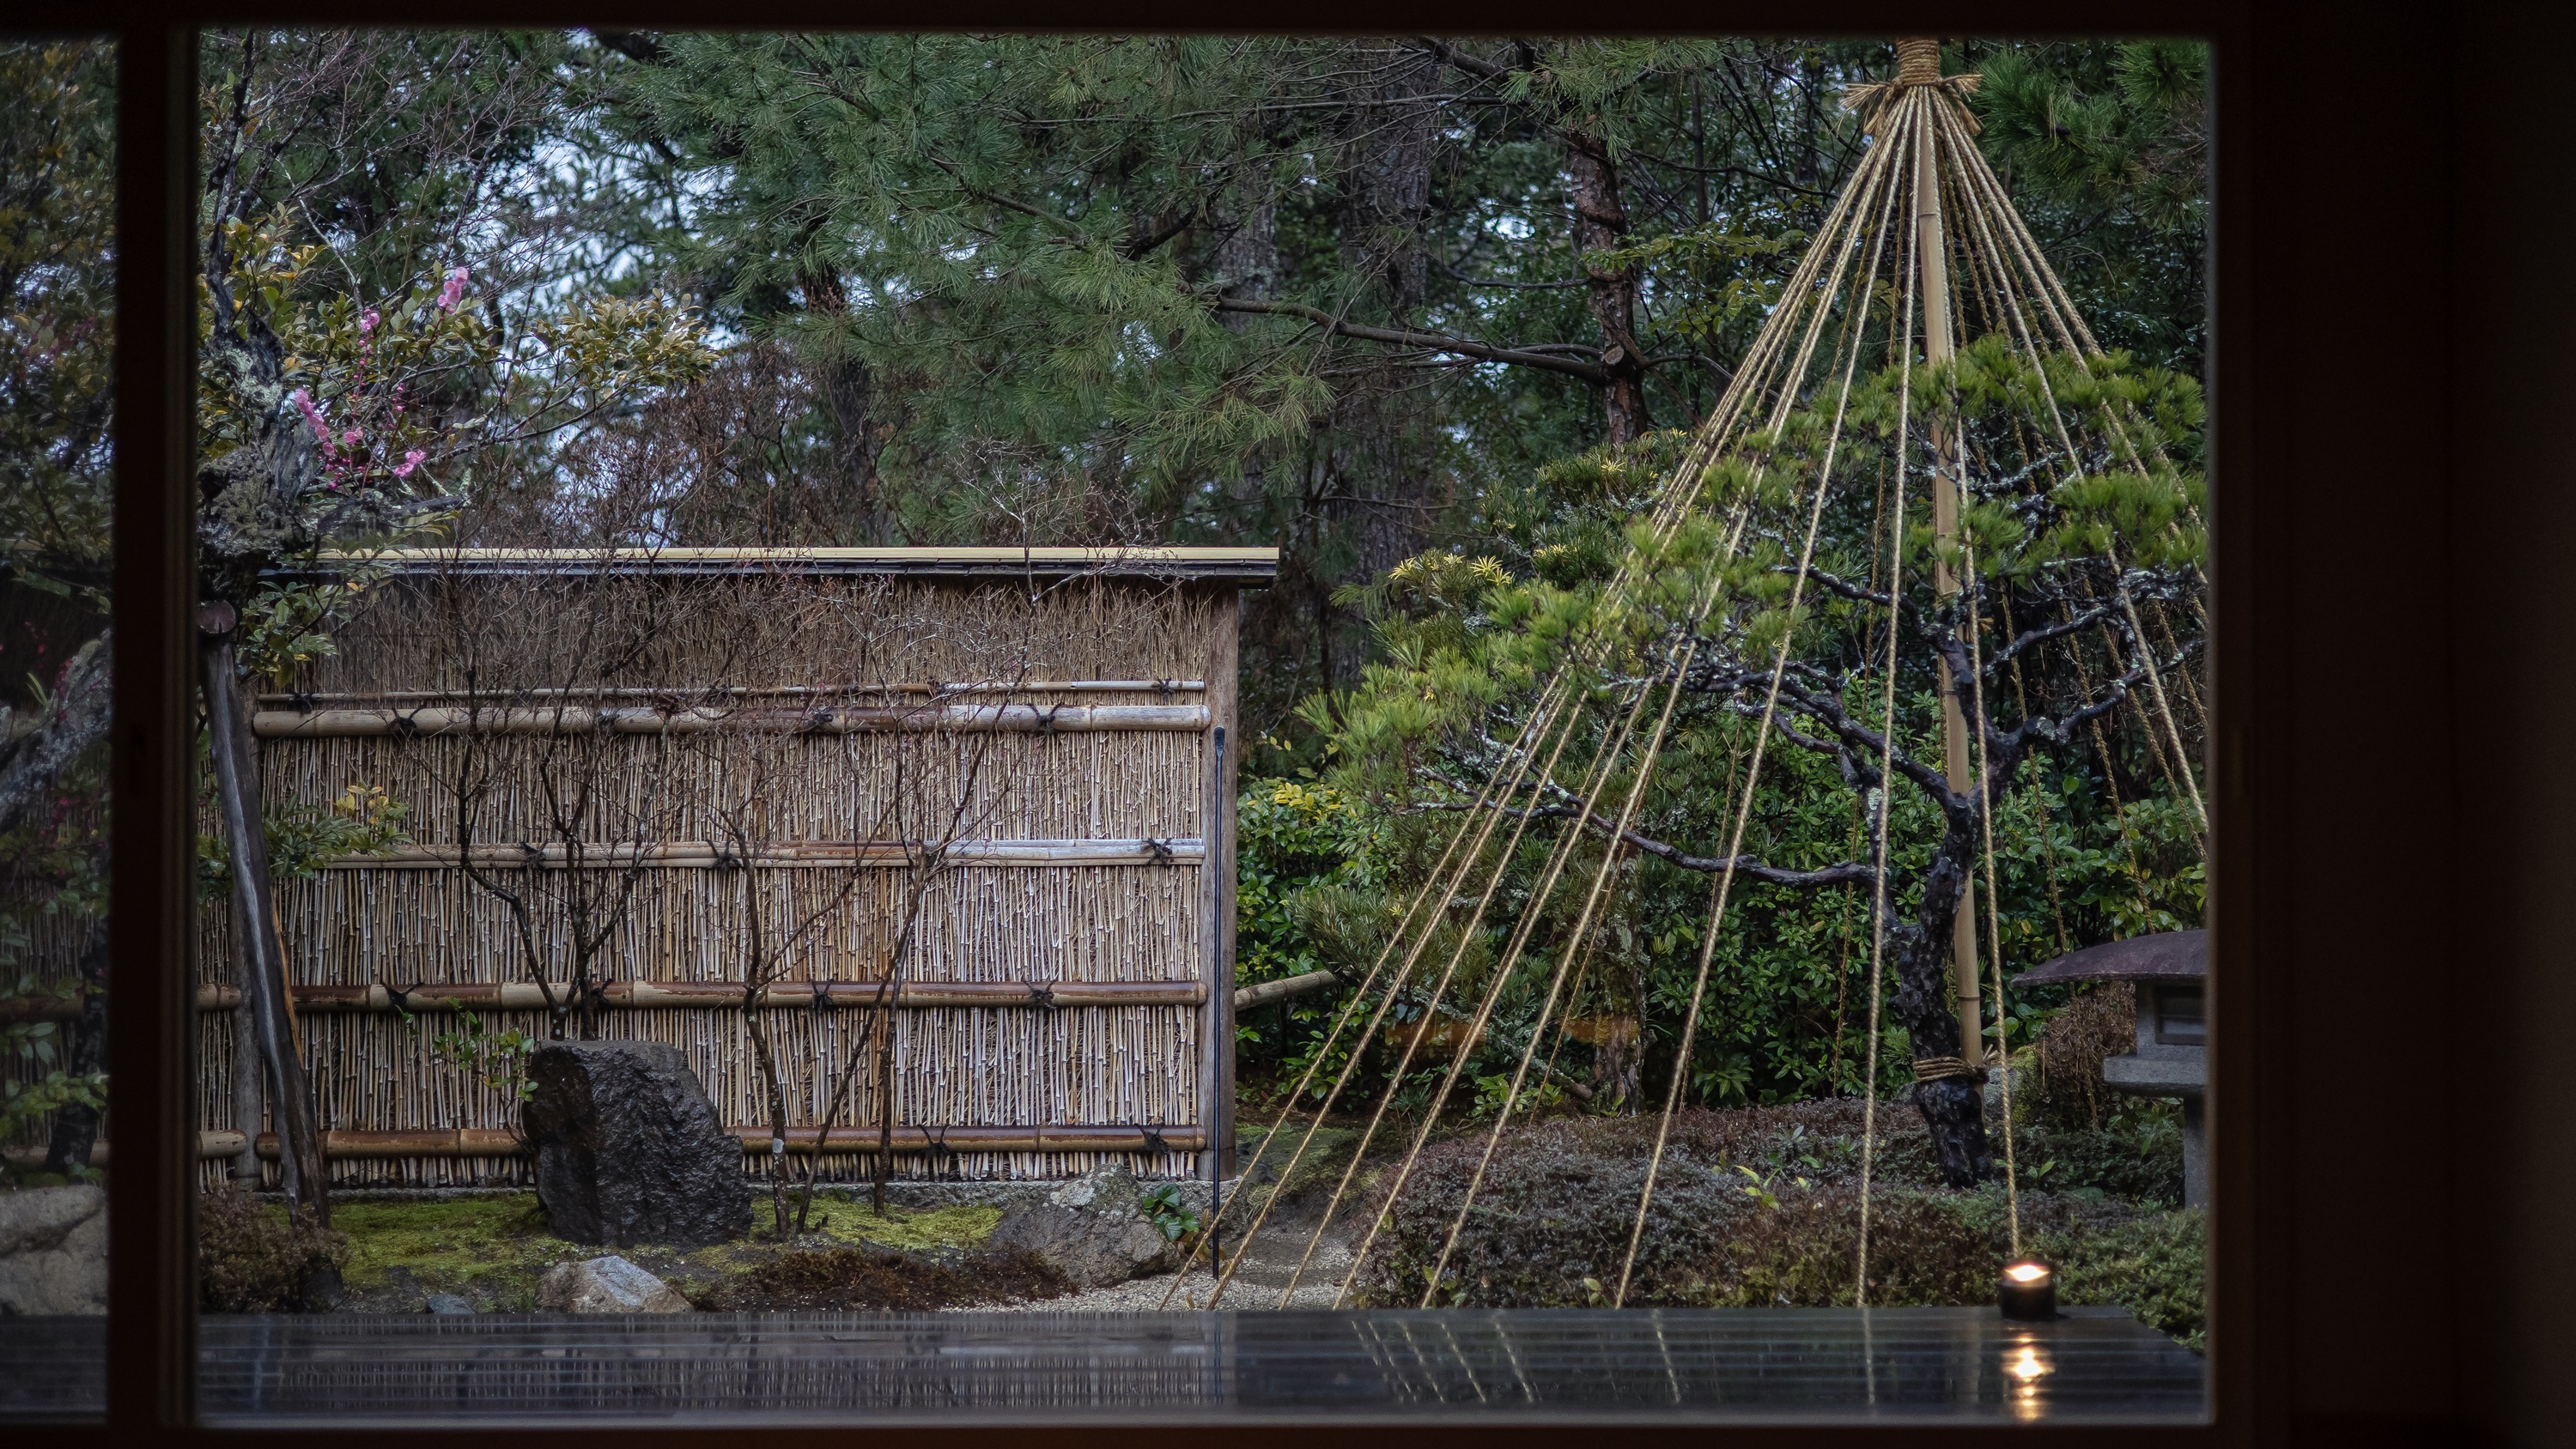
2033, 982, 2137, 1130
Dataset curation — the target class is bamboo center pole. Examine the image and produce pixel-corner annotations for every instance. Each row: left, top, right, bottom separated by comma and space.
199, 606, 331, 1222
1907, 54, 1984, 1069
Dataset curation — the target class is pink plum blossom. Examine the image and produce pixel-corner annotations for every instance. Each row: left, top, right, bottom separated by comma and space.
436, 266, 468, 312
393, 449, 425, 479
291, 389, 335, 458
358, 307, 380, 337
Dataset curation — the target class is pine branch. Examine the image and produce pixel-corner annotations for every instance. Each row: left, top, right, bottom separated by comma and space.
1209, 297, 1611, 384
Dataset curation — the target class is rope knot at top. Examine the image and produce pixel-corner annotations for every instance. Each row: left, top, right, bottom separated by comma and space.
1894, 37, 1943, 87
1839, 39, 1984, 136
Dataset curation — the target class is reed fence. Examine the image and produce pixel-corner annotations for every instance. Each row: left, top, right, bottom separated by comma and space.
184, 548, 1267, 1186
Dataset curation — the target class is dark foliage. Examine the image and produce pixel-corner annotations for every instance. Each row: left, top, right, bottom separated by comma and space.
1348, 1099, 2196, 1344
2026, 1117, 2184, 1207
198, 1185, 350, 1313
703, 1244, 1072, 1311
2046, 1208, 2205, 1351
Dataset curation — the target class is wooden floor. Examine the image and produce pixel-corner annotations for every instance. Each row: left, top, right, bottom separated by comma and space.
3, 1306, 2204, 1423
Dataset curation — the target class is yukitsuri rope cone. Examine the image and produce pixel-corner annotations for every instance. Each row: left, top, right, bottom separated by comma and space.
1169, 37, 2204, 1313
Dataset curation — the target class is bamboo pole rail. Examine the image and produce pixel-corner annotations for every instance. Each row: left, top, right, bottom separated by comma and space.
725, 1125, 1207, 1155
158, 979, 1207, 1016
252, 703, 1210, 738
311, 838, 1205, 870
1232, 969, 1344, 1013
319, 544, 1279, 581
256, 681, 1206, 706
22, 978, 1307, 1020
0, 1125, 1214, 1166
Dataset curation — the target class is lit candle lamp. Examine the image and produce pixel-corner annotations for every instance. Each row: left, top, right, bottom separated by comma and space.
1998, 1259, 2057, 1321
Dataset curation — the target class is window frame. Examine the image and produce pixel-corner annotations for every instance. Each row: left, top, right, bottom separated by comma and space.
36, 3, 2274, 1440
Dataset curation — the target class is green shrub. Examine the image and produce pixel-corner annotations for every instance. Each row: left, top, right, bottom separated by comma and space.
1349, 1102, 1961, 1307
199, 1185, 349, 1312
1345, 1099, 2196, 1329
2045, 1209, 2205, 1351
2025, 1115, 2184, 1205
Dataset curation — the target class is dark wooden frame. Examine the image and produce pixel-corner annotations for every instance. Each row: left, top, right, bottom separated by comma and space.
15, 0, 2543, 1442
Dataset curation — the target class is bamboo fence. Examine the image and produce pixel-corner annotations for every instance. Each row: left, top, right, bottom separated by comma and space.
184, 549, 1263, 1186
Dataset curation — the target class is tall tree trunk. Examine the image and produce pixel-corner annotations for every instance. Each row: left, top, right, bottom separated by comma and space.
1799, 50, 1826, 189
1348, 51, 1438, 314
1565, 127, 1650, 445
1209, 187, 1278, 323
200, 607, 331, 1226
798, 266, 887, 545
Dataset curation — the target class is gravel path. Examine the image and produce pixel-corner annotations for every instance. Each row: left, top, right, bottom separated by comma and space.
986, 1211, 1358, 1312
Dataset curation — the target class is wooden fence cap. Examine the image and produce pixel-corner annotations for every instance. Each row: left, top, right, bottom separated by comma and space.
303, 546, 1280, 585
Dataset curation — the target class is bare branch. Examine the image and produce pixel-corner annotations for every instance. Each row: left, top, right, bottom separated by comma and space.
1210, 298, 1611, 384
1417, 798, 1876, 889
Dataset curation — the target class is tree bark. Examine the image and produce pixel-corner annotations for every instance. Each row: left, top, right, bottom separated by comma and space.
201, 613, 331, 1225
0, 631, 112, 834
797, 266, 887, 546
1565, 128, 1650, 445
1348, 51, 1438, 313
1886, 788, 1997, 1187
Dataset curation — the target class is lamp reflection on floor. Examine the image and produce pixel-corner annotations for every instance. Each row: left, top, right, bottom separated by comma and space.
2005, 1330, 2056, 1422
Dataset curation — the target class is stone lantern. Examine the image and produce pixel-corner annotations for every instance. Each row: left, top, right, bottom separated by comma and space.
2014, 929, 2208, 1210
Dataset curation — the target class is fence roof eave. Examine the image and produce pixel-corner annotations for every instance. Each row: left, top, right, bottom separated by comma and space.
289, 546, 1280, 585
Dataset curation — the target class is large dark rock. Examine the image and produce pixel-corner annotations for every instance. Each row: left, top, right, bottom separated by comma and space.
987, 1165, 1179, 1288
523, 1041, 750, 1247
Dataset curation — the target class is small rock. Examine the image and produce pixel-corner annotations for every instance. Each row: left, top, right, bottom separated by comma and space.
986, 1165, 1178, 1288
538, 1256, 690, 1314
522, 1040, 750, 1248
426, 1294, 476, 1316
0, 1184, 108, 1315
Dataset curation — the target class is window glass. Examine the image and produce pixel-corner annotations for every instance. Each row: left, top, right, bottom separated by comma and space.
0, 35, 116, 1423
173, 30, 2208, 1424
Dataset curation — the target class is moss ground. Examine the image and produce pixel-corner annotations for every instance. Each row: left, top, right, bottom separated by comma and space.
330, 1191, 1002, 1313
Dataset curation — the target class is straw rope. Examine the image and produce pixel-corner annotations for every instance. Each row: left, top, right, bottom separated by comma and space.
1195, 113, 1920, 1297
1332, 108, 1925, 1307
1855, 86, 1931, 1310
1188, 74, 1942, 1289
1929, 97, 2205, 831
1964, 543, 2024, 1254
1601, 107, 1912, 1307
